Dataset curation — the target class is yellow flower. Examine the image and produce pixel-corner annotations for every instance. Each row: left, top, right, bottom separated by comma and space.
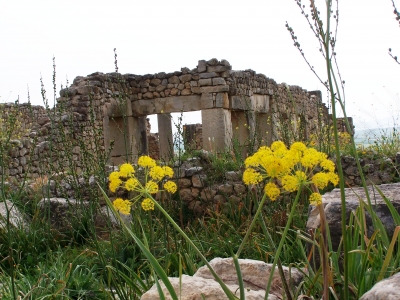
109, 178, 122, 193
119, 163, 135, 177
281, 171, 307, 192
309, 193, 322, 206
125, 178, 139, 191
264, 182, 280, 201
138, 156, 156, 168
162, 166, 174, 178
149, 166, 165, 181
243, 168, 263, 185
113, 198, 131, 215
311, 172, 329, 189
327, 172, 339, 186
320, 159, 335, 173
145, 181, 159, 194
141, 198, 155, 211
109, 171, 120, 182
164, 181, 177, 193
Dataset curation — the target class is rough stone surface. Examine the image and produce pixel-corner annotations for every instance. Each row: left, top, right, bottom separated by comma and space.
194, 258, 304, 298
307, 183, 400, 250
360, 272, 400, 300
0, 200, 28, 229
141, 274, 277, 300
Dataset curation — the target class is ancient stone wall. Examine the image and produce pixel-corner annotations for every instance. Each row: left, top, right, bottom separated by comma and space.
1, 58, 332, 183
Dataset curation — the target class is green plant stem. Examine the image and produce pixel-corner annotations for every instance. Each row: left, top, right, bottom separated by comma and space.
253, 193, 293, 300
323, 2, 348, 298
264, 188, 302, 300
236, 193, 267, 257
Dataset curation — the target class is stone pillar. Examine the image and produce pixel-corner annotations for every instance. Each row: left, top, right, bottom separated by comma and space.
231, 111, 249, 157
157, 113, 173, 161
201, 108, 232, 153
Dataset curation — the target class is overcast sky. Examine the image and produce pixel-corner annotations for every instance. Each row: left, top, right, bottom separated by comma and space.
1, 0, 400, 132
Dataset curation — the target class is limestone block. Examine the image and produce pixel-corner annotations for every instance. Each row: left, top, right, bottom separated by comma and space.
170, 88, 179, 96
181, 89, 191, 96
179, 74, 192, 83
360, 272, 400, 299
150, 78, 161, 86
0, 200, 28, 230
178, 178, 192, 188
192, 174, 206, 188
202, 108, 232, 152
194, 258, 303, 298
179, 188, 194, 202
218, 184, 233, 195
200, 85, 229, 93
200, 93, 213, 109
141, 274, 275, 300
206, 58, 219, 66
168, 76, 180, 84
307, 183, 400, 250
199, 72, 218, 79
156, 85, 166, 92
199, 78, 212, 86
215, 93, 229, 108
212, 77, 226, 86
190, 81, 198, 87
207, 65, 232, 72
132, 95, 202, 116
197, 60, 207, 72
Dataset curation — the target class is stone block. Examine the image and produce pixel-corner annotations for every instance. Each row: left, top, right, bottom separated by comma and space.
199, 85, 229, 93
197, 60, 207, 72
200, 93, 213, 109
181, 88, 191, 96
207, 65, 232, 72
168, 76, 180, 84
199, 78, 212, 86
212, 77, 226, 86
215, 93, 229, 108
199, 72, 218, 79
179, 74, 192, 83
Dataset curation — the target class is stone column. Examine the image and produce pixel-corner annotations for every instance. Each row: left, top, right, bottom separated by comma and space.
201, 108, 232, 153
157, 113, 173, 161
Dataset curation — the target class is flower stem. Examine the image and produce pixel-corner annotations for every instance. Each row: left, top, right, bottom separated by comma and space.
264, 188, 302, 299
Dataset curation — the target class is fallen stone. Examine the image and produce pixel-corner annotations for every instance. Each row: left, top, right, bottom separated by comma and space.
141, 274, 278, 300
0, 200, 28, 230
360, 272, 400, 299
307, 183, 400, 250
194, 258, 303, 298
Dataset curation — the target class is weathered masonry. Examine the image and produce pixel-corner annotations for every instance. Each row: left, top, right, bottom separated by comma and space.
1, 58, 332, 182
58, 58, 329, 164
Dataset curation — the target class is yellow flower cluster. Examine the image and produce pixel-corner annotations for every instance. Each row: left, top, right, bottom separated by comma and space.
141, 198, 155, 211
109, 156, 177, 214
112, 198, 131, 215
243, 141, 338, 204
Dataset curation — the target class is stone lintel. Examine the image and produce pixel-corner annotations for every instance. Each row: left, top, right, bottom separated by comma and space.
230, 95, 269, 113
131, 95, 201, 116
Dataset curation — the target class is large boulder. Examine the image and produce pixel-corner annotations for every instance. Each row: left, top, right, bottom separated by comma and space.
194, 257, 303, 297
307, 183, 400, 250
0, 200, 28, 229
141, 274, 276, 300
140, 258, 303, 300
360, 272, 400, 299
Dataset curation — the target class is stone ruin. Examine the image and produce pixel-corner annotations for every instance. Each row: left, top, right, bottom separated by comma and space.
0, 58, 337, 183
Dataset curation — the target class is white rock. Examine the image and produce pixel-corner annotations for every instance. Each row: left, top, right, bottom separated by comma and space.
141, 274, 278, 300
0, 200, 28, 229
194, 258, 303, 298
360, 272, 400, 300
